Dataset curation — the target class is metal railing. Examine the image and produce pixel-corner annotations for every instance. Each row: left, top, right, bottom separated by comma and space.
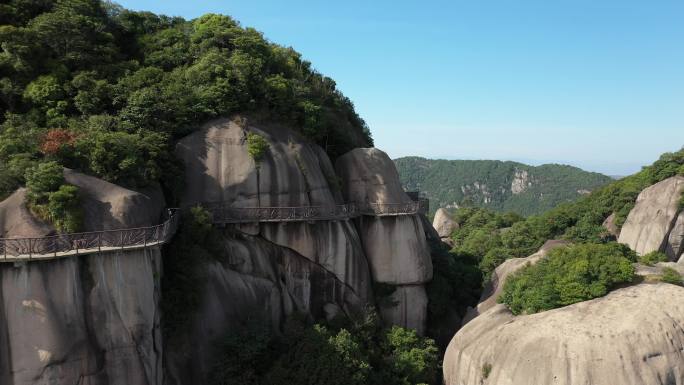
358, 199, 428, 217
202, 198, 429, 224
0, 192, 429, 261
0, 209, 179, 261
206, 203, 358, 224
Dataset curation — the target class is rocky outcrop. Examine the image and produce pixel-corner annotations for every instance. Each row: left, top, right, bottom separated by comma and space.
379, 285, 427, 333
168, 118, 380, 379
0, 173, 166, 385
0, 248, 163, 385
668, 211, 684, 262
0, 170, 164, 238
165, 231, 364, 384
433, 208, 458, 239
462, 240, 569, 325
0, 188, 53, 238
510, 169, 531, 194
618, 176, 684, 259
336, 148, 432, 334
444, 283, 684, 385
175, 117, 372, 304
602, 212, 619, 238
176, 117, 343, 208
64, 169, 165, 231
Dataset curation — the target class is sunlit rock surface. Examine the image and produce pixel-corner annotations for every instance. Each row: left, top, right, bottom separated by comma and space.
618, 176, 684, 258
444, 284, 684, 385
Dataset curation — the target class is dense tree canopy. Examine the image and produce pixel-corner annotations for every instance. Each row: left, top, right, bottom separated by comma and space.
498, 243, 636, 315
395, 157, 613, 216
0, 0, 372, 200
441, 148, 684, 282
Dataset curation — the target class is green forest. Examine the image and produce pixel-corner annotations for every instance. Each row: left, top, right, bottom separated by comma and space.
0, 0, 373, 203
437, 148, 684, 314
395, 157, 612, 216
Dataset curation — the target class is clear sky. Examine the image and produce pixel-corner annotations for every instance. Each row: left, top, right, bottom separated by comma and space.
116, 0, 683, 176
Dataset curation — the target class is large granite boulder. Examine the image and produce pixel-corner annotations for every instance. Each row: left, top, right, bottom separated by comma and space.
0, 170, 164, 238
602, 212, 619, 238
0, 248, 163, 385
0, 172, 167, 385
336, 147, 432, 333
618, 176, 684, 258
175, 117, 372, 302
176, 117, 342, 207
165, 231, 366, 384
668, 211, 684, 262
378, 285, 428, 334
64, 169, 165, 231
444, 283, 684, 385
462, 240, 569, 324
0, 189, 53, 238
335, 147, 412, 205
433, 208, 459, 239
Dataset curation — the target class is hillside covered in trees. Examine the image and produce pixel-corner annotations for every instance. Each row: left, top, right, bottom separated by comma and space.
438, 148, 684, 295
0, 0, 373, 202
395, 157, 612, 216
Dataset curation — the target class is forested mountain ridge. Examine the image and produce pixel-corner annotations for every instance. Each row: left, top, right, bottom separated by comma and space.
395, 157, 612, 216
0, 0, 372, 202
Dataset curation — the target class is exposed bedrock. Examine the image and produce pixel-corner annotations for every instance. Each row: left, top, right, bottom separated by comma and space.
336, 147, 433, 334
176, 117, 343, 207
0, 169, 164, 238
0, 172, 166, 385
443, 283, 684, 385
164, 230, 366, 385
175, 117, 372, 303
433, 208, 459, 239
0, 249, 163, 385
618, 175, 684, 260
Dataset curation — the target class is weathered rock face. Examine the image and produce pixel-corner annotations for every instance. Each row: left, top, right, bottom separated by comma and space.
336, 148, 432, 334
175, 117, 372, 304
356, 215, 431, 284
0, 249, 163, 385
444, 283, 684, 385
335, 147, 412, 205
165, 231, 365, 385
0, 188, 53, 238
378, 285, 428, 333
461, 240, 569, 325
668, 211, 684, 262
176, 117, 342, 208
433, 208, 458, 239
64, 169, 165, 231
618, 176, 684, 258
602, 212, 619, 238
0, 172, 166, 385
510, 168, 531, 195
0, 170, 164, 238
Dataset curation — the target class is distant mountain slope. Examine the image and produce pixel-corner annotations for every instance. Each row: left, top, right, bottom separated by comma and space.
394, 157, 613, 216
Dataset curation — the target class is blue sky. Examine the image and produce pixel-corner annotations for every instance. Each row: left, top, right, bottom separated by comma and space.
116, 0, 683, 175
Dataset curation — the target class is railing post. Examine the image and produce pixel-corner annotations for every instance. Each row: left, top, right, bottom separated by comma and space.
98, 233, 101, 252
29, 238, 32, 261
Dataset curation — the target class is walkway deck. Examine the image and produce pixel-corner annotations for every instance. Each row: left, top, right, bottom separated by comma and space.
0, 194, 429, 262
204, 199, 429, 224
0, 210, 179, 262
